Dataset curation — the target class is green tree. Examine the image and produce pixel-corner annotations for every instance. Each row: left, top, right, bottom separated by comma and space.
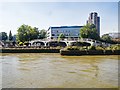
101, 34, 112, 43
9, 30, 13, 41
58, 33, 65, 42
31, 27, 39, 40
16, 24, 39, 42
80, 24, 100, 40
0, 32, 8, 41
38, 29, 46, 39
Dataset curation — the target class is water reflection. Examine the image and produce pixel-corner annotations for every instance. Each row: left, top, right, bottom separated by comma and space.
1, 53, 118, 88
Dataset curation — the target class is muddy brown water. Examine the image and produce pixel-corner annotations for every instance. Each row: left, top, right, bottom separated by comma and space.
0, 53, 119, 88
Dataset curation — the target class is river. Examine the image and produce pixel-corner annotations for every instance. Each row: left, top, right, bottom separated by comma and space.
0, 53, 119, 88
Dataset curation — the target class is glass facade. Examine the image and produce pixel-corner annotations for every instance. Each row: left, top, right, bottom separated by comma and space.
47, 26, 83, 39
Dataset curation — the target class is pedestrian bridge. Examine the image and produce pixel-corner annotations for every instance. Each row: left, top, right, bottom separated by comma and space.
0, 38, 111, 48
29, 38, 107, 47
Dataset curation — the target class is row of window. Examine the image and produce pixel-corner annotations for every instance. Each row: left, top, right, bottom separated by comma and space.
51, 30, 79, 33
52, 34, 79, 36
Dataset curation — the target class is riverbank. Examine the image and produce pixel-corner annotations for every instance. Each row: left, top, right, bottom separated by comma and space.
60, 49, 120, 56
0, 48, 120, 56
0, 48, 60, 53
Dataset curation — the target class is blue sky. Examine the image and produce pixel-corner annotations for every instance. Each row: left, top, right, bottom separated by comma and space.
0, 1, 119, 36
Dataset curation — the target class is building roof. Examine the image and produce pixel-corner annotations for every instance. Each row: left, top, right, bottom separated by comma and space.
48, 26, 83, 30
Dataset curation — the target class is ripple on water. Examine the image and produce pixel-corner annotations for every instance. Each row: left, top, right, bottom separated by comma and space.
2, 53, 118, 88
18, 67, 31, 71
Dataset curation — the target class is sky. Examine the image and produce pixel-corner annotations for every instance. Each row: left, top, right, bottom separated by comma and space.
0, 0, 119, 36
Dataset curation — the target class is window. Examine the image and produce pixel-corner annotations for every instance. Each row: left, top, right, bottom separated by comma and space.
52, 34, 55, 36
51, 30, 54, 33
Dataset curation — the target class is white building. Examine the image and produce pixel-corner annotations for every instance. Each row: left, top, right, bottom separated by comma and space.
108, 33, 120, 39
47, 26, 83, 40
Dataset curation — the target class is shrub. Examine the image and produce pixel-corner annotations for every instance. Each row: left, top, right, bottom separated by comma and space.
24, 41, 29, 46
96, 46, 105, 50
105, 44, 120, 50
105, 46, 111, 50
64, 46, 79, 50
64, 46, 71, 50
111, 44, 120, 50
56, 46, 62, 49
64, 44, 120, 51
72, 46, 80, 50
81, 46, 88, 50
19, 42, 23, 46
88, 46, 96, 50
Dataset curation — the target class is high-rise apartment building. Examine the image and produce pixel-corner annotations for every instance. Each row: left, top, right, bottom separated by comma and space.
87, 12, 100, 35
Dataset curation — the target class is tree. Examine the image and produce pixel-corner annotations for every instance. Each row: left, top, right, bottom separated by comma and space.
58, 33, 65, 42
16, 24, 39, 42
38, 29, 46, 39
30, 27, 39, 40
9, 30, 13, 41
101, 34, 112, 43
80, 24, 100, 40
12, 35, 16, 41
0, 32, 8, 41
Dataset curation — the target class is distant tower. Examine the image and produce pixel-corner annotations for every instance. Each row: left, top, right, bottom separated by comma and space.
87, 12, 100, 36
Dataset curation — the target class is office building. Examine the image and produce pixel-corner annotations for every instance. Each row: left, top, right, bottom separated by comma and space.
87, 12, 100, 35
47, 26, 83, 39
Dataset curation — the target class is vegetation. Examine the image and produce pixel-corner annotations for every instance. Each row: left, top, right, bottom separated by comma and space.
106, 44, 120, 50
80, 24, 119, 44
100, 33, 120, 44
12, 35, 16, 41
64, 44, 120, 51
18, 42, 23, 46
16, 24, 47, 43
9, 30, 13, 41
58, 33, 65, 42
1, 48, 60, 53
95, 46, 105, 50
23, 41, 30, 46
101, 34, 112, 41
64, 46, 88, 51
60, 44, 120, 55
38, 29, 46, 39
101, 34, 113, 43
65, 46, 79, 50
0, 32, 8, 41
88, 46, 105, 50
17, 24, 39, 42
70, 42, 91, 47
88, 46, 96, 50
80, 24, 100, 40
